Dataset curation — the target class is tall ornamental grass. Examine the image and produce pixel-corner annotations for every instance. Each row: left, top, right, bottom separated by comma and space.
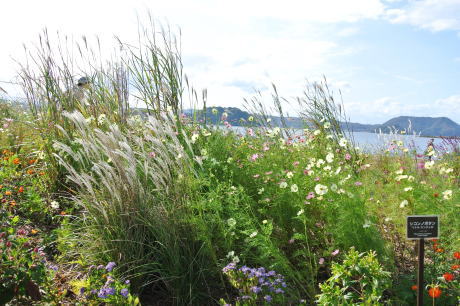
52, 111, 218, 304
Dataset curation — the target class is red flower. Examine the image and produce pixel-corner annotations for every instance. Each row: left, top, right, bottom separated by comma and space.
454, 252, 460, 260
435, 248, 444, 253
452, 264, 460, 270
443, 272, 454, 281
428, 287, 442, 298
18, 186, 24, 193
411, 285, 418, 290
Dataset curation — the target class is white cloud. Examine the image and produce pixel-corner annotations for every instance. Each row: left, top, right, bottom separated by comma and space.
386, 0, 460, 32
345, 95, 460, 123
337, 27, 360, 37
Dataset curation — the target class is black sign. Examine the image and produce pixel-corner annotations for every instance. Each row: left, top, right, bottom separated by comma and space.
407, 215, 439, 239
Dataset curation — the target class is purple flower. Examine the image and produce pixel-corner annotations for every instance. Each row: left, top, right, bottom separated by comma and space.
251, 286, 262, 293
98, 289, 108, 299
354, 181, 363, 186
319, 257, 325, 265
125, 280, 130, 285
120, 288, 129, 297
275, 288, 285, 294
97, 264, 105, 270
105, 262, 116, 272
79, 287, 86, 295
264, 295, 272, 302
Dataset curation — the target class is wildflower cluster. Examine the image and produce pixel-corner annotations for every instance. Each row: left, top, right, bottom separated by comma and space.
72, 262, 139, 305
221, 262, 288, 304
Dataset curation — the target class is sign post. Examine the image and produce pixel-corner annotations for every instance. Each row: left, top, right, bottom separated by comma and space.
407, 215, 439, 306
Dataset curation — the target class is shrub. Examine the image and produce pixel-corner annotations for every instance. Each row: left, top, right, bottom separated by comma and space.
316, 247, 391, 305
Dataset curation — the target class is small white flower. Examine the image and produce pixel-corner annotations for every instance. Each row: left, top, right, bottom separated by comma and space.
314, 184, 328, 195
316, 159, 325, 168
297, 209, 304, 216
384, 217, 392, 222
326, 153, 334, 163
248, 116, 254, 122
227, 218, 236, 227
323, 122, 331, 129
249, 231, 258, 238
395, 169, 404, 175
404, 187, 413, 192
399, 200, 408, 208
425, 160, 435, 169
262, 220, 268, 224
290, 184, 299, 193
212, 108, 218, 115
280, 181, 288, 189
286, 171, 294, 179
191, 133, 199, 143
339, 138, 348, 147
442, 190, 452, 200
267, 118, 272, 123
257, 187, 264, 194
226, 251, 235, 258
313, 129, 321, 136
395, 175, 408, 181
407, 176, 415, 182
50, 201, 60, 209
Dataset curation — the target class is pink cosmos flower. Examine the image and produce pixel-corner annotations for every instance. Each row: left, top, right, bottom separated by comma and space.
251, 153, 259, 161
293, 161, 300, 166
345, 153, 351, 160
149, 152, 156, 158
331, 249, 340, 256
265, 171, 273, 175
306, 192, 315, 199
319, 258, 325, 265
314, 177, 320, 181
303, 169, 309, 175
253, 174, 260, 178
354, 181, 363, 186
417, 161, 425, 169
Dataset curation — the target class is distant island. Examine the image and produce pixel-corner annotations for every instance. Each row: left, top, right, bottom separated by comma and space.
186, 107, 460, 137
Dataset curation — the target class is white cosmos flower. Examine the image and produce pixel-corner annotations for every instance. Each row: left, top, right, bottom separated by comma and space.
249, 231, 258, 238
313, 129, 321, 136
50, 201, 60, 209
191, 133, 199, 143
442, 190, 452, 200
297, 209, 304, 216
286, 171, 294, 179
280, 182, 288, 189
324, 122, 331, 129
326, 153, 334, 163
315, 184, 328, 195
425, 161, 435, 169
316, 159, 325, 168
258, 187, 264, 194
290, 184, 299, 193
404, 187, 413, 192
395, 175, 408, 181
339, 138, 348, 147
399, 200, 408, 208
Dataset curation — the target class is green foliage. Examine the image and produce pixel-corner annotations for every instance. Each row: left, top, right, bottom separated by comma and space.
316, 248, 391, 305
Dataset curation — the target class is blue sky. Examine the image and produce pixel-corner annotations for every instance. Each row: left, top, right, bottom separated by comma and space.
0, 0, 459, 123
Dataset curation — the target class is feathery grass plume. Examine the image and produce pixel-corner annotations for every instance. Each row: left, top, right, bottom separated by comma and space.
244, 83, 292, 137
119, 15, 183, 121
297, 78, 360, 168
53, 110, 215, 303
17, 29, 131, 185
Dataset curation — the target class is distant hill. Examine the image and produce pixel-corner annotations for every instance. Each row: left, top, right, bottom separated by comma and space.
185, 107, 460, 137
373, 116, 460, 137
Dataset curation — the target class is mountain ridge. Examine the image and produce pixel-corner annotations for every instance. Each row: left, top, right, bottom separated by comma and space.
187, 107, 460, 137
